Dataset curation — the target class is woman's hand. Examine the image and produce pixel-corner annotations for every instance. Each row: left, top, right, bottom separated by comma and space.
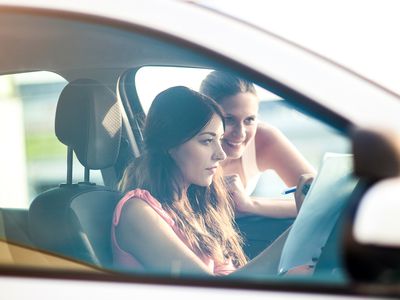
294, 173, 315, 212
224, 174, 253, 213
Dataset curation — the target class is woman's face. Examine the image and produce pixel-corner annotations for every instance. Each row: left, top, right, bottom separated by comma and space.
169, 114, 226, 187
219, 92, 259, 159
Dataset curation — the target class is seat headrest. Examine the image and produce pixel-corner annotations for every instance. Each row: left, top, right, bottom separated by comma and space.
55, 79, 122, 170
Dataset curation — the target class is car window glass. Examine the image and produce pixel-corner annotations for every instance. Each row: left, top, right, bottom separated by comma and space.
133, 66, 359, 282
136, 66, 279, 114
135, 66, 350, 196
0, 71, 104, 209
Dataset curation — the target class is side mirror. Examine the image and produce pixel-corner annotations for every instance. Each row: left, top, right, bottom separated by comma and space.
353, 177, 400, 249
348, 177, 400, 283
343, 127, 400, 285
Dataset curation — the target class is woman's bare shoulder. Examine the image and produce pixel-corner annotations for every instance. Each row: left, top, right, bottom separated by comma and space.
254, 122, 292, 170
123, 196, 150, 210
119, 196, 162, 226
255, 122, 283, 147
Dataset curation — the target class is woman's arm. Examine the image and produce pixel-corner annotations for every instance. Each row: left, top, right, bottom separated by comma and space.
256, 123, 316, 212
115, 122, 316, 274
230, 226, 290, 277
116, 197, 299, 278
225, 174, 297, 218
255, 123, 316, 185
243, 173, 314, 217
226, 123, 315, 218
115, 197, 213, 276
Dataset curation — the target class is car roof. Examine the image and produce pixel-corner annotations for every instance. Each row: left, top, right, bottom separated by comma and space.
1, 0, 400, 131
193, 0, 400, 97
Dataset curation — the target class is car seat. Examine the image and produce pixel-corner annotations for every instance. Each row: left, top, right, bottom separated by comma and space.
28, 78, 122, 269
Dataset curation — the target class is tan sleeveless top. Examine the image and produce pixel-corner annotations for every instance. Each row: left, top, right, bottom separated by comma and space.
242, 137, 261, 195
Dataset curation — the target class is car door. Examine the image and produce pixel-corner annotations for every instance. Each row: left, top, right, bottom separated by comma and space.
1, 1, 399, 298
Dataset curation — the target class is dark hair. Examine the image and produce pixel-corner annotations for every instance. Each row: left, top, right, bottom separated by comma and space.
144, 85, 225, 156
119, 86, 247, 267
131, 86, 225, 201
200, 70, 257, 103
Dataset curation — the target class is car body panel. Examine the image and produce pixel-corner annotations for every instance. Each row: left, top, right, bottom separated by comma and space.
0, 0, 399, 298
1, 0, 399, 130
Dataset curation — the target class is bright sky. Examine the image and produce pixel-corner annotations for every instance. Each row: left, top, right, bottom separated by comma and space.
136, 67, 278, 112
196, 0, 400, 96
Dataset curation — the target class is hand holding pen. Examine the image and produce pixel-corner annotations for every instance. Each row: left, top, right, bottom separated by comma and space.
282, 182, 311, 195
282, 173, 315, 212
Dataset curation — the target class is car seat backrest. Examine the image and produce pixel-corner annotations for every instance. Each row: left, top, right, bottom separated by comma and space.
29, 79, 122, 268
55, 78, 122, 170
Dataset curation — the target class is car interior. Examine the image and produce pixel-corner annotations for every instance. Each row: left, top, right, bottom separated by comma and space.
28, 78, 123, 269
0, 71, 364, 279
1, 10, 398, 286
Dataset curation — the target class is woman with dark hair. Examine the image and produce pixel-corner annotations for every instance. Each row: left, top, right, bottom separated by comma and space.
112, 86, 292, 276
200, 71, 315, 218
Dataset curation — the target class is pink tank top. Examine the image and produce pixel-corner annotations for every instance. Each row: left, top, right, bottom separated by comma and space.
111, 188, 236, 275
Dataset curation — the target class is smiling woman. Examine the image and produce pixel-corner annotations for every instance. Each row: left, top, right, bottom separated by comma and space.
200, 71, 315, 217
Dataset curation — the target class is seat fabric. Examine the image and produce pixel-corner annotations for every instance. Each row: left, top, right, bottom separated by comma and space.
29, 79, 122, 268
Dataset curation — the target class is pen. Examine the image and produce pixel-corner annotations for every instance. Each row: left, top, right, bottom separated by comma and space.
281, 186, 296, 195
281, 183, 311, 195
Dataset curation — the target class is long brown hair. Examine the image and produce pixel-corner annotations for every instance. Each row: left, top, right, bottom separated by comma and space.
119, 86, 247, 267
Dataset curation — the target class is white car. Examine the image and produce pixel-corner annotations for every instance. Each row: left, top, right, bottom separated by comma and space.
0, 0, 399, 299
